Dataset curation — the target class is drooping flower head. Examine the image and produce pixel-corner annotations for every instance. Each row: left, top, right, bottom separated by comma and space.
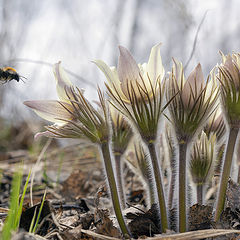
24, 62, 109, 144
24, 62, 131, 236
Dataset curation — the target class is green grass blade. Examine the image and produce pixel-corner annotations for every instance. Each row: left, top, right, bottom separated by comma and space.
15, 169, 31, 228
28, 207, 38, 233
1, 169, 23, 240
32, 189, 47, 233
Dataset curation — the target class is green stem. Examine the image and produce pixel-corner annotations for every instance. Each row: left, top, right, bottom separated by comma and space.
114, 154, 126, 209
214, 127, 239, 222
100, 142, 130, 237
197, 184, 203, 205
178, 141, 188, 232
147, 142, 168, 232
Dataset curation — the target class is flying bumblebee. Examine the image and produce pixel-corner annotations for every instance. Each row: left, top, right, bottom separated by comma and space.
0, 67, 25, 84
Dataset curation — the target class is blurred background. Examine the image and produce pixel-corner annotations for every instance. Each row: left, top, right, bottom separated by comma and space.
0, 0, 239, 150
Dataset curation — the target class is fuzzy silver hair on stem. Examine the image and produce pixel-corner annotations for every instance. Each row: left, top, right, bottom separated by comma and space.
166, 59, 219, 232
189, 131, 216, 205
95, 44, 170, 232
214, 52, 240, 222
24, 62, 131, 238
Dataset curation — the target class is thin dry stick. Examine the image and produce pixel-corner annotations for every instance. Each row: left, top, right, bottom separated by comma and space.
0, 207, 9, 212
184, 11, 208, 70
147, 229, 240, 240
81, 229, 120, 240
50, 212, 64, 231
30, 138, 52, 206
23, 233, 49, 240
45, 230, 64, 240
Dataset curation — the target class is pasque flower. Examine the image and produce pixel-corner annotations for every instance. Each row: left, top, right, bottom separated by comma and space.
24, 62, 130, 237
167, 60, 219, 141
204, 111, 226, 142
215, 52, 240, 222
110, 105, 132, 155
95, 44, 164, 104
95, 44, 166, 144
24, 62, 85, 140
110, 105, 132, 208
166, 59, 218, 232
189, 131, 216, 205
219, 52, 240, 125
95, 44, 169, 232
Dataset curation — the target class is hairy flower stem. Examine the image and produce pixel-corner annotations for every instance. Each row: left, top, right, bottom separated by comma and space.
114, 154, 126, 209
197, 184, 203, 205
238, 167, 240, 184
100, 142, 130, 237
168, 171, 176, 209
237, 143, 240, 184
147, 142, 168, 232
147, 174, 156, 206
178, 141, 188, 232
214, 127, 239, 222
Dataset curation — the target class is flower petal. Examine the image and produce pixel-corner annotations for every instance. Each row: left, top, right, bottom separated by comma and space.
219, 51, 227, 63
94, 59, 130, 103
223, 55, 240, 88
147, 43, 165, 84
118, 46, 141, 97
182, 63, 204, 109
206, 66, 219, 100
24, 100, 74, 124
93, 60, 119, 84
172, 58, 185, 85
53, 62, 73, 102
184, 63, 204, 94
233, 53, 240, 68
187, 63, 204, 89
34, 130, 58, 140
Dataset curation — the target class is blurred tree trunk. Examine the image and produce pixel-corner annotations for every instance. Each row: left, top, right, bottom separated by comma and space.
0, 0, 40, 116
112, 0, 126, 66
128, 0, 143, 54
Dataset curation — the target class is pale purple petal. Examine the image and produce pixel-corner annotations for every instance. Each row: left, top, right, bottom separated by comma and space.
182, 63, 204, 108
34, 130, 58, 140
118, 46, 141, 96
24, 100, 74, 124
224, 55, 240, 88
187, 63, 204, 89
